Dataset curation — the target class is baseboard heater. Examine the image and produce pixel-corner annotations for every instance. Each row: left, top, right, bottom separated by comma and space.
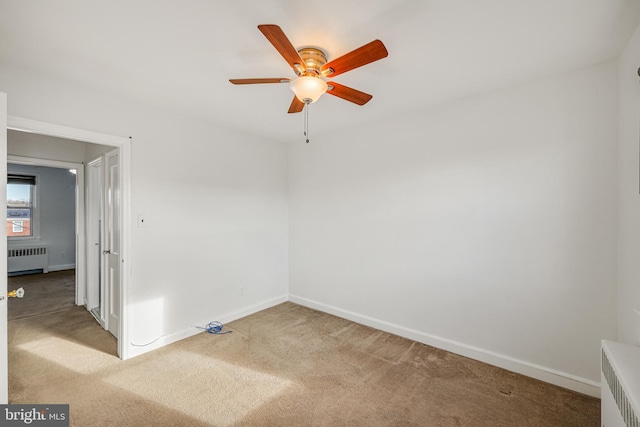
7, 246, 49, 274
601, 340, 640, 427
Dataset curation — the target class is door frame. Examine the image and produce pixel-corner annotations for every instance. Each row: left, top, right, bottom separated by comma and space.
7, 156, 85, 304
6, 115, 132, 359
1, 92, 7, 403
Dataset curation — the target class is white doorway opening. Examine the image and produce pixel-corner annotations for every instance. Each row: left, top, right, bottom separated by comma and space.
6, 116, 131, 359
7, 156, 85, 301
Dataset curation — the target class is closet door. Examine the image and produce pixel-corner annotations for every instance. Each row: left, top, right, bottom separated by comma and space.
104, 149, 120, 339
86, 157, 103, 323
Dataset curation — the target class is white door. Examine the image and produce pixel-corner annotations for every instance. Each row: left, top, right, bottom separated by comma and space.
104, 150, 120, 340
86, 158, 103, 323
0, 92, 8, 403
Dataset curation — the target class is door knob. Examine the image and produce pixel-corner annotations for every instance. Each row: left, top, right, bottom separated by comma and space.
8, 288, 24, 298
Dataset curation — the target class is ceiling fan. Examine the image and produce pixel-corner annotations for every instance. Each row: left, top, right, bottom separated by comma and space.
229, 24, 388, 114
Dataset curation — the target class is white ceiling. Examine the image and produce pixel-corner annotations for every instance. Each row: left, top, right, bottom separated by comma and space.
1, 0, 639, 143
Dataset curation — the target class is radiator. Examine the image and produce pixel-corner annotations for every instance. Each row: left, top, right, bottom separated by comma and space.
7, 246, 49, 274
601, 340, 640, 427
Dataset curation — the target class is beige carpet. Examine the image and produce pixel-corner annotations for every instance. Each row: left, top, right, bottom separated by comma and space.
8, 298, 599, 426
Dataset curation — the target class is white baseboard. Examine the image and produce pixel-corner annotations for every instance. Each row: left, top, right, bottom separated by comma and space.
126, 294, 288, 359
48, 264, 75, 272
213, 294, 289, 326
288, 294, 600, 398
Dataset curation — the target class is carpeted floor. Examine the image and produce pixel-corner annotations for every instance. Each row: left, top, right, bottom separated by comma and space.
7, 270, 76, 321
8, 288, 600, 426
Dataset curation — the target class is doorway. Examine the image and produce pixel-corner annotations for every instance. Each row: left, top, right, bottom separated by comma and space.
5, 116, 131, 359
6, 160, 81, 322
7, 155, 84, 289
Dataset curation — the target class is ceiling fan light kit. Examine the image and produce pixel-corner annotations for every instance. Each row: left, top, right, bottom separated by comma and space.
290, 76, 327, 104
230, 24, 388, 142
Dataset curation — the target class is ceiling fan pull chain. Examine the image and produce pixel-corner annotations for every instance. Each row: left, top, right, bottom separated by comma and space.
304, 102, 310, 143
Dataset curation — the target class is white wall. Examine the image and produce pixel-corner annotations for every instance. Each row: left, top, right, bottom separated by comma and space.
0, 63, 289, 357
617, 23, 640, 346
7, 163, 76, 271
289, 61, 619, 393
0, 54, 624, 395
7, 130, 88, 163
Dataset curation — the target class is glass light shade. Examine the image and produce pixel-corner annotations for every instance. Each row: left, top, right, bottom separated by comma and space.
289, 76, 328, 103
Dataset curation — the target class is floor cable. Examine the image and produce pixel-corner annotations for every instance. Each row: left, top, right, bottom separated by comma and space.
196, 321, 232, 335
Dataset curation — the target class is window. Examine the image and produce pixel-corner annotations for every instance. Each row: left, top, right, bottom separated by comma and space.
7, 174, 36, 238
12, 220, 23, 233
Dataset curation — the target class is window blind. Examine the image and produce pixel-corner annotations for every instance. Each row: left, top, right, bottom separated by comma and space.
7, 174, 36, 185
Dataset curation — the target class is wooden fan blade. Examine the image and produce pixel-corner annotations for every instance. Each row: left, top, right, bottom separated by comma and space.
326, 82, 373, 105
229, 78, 290, 84
321, 40, 388, 77
288, 96, 305, 114
258, 24, 306, 74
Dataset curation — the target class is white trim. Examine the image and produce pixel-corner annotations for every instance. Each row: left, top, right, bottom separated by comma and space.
6, 155, 81, 169
119, 138, 132, 360
6, 116, 132, 360
7, 116, 126, 147
288, 294, 601, 398
127, 294, 288, 358
1, 92, 8, 404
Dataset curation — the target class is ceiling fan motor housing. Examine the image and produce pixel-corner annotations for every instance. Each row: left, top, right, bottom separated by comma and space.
297, 47, 329, 76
